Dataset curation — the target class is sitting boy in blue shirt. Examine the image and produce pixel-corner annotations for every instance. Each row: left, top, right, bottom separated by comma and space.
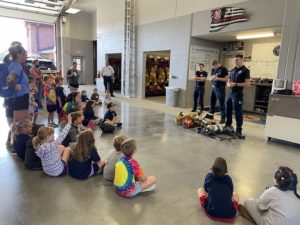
197, 157, 239, 222
103, 102, 122, 127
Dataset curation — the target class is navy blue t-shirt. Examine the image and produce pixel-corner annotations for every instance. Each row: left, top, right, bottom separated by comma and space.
104, 110, 117, 122
55, 86, 66, 107
204, 173, 236, 219
13, 134, 30, 160
68, 148, 101, 180
230, 65, 250, 93
84, 110, 97, 122
81, 95, 89, 103
211, 66, 229, 88
195, 71, 208, 87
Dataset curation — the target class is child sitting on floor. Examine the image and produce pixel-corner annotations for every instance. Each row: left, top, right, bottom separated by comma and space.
239, 166, 300, 225
114, 138, 156, 198
197, 157, 239, 222
68, 130, 105, 180
104, 102, 122, 127
91, 88, 102, 105
103, 135, 127, 182
33, 114, 73, 177
81, 90, 89, 103
62, 112, 84, 147
83, 100, 101, 126
24, 124, 43, 170
12, 119, 33, 160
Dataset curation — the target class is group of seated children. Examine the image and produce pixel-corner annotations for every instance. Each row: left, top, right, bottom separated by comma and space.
8, 113, 300, 218
197, 157, 300, 225
81, 88, 102, 105
12, 112, 156, 198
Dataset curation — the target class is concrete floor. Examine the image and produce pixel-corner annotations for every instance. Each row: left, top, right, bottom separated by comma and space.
1, 85, 300, 225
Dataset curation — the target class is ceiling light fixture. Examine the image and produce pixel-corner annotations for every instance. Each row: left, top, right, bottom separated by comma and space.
236, 33, 274, 40
65, 7, 80, 14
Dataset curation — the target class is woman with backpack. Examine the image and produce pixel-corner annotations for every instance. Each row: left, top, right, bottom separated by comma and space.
5, 43, 30, 122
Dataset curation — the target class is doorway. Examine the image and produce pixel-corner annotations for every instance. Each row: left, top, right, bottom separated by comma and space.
107, 54, 122, 92
144, 51, 170, 103
71, 56, 84, 85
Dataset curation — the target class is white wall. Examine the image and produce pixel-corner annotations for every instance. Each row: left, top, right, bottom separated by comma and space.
68, 12, 94, 40
96, 0, 125, 72
58, 12, 94, 84
192, 0, 284, 36
91, 12, 97, 40
136, 0, 251, 26
136, 15, 192, 107
97, 0, 125, 34
243, 37, 281, 79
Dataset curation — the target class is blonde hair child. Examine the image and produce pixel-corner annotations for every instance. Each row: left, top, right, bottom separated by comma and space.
33, 113, 73, 177
11, 119, 32, 160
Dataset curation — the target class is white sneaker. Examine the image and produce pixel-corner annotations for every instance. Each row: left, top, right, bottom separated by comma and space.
142, 184, 156, 192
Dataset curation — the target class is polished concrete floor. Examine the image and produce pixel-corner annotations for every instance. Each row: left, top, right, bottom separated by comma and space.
1, 86, 300, 225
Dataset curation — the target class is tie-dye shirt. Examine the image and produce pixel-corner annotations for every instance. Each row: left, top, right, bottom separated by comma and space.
114, 156, 144, 196
44, 85, 56, 106
59, 101, 79, 122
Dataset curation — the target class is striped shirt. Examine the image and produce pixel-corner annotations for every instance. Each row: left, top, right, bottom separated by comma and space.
35, 124, 71, 176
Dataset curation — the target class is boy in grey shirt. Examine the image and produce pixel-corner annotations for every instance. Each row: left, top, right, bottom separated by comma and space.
103, 135, 128, 181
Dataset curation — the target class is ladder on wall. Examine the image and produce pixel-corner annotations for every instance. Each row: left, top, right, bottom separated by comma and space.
123, 0, 136, 97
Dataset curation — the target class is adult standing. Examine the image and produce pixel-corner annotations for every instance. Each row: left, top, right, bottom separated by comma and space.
225, 55, 250, 139
192, 63, 207, 112
6, 44, 30, 122
67, 62, 80, 91
209, 60, 229, 124
101, 61, 115, 97
30, 59, 43, 108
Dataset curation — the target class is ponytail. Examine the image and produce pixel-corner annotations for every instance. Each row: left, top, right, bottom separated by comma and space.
32, 126, 54, 149
291, 172, 300, 199
294, 188, 300, 199
32, 136, 40, 150
274, 166, 300, 199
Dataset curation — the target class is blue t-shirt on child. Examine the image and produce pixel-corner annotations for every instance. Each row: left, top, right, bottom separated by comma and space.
204, 173, 237, 219
104, 110, 117, 122
68, 148, 101, 180
7, 61, 29, 99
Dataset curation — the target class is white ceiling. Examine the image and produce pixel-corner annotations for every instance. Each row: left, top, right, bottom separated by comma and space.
75, 0, 97, 13
196, 27, 282, 42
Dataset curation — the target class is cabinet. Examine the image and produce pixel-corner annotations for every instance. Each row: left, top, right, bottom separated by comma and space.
243, 84, 272, 114
265, 94, 300, 144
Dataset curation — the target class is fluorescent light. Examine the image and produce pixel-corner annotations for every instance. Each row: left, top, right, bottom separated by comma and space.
236, 33, 274, 40
65, 8, 80, 14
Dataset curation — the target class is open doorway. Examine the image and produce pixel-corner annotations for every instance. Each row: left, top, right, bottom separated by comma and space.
144, 51, 170, 103
107, 53, 122, 92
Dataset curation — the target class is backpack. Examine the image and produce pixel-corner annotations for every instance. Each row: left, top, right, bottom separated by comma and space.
0, 62, 19, 98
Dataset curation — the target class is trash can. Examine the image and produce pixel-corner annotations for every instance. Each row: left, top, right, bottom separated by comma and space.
166, 87, 180, 107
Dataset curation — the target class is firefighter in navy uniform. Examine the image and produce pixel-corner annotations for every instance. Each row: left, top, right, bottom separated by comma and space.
209, 60, 229, 124
192, 63, 208, 112
224, 54, 250, 139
